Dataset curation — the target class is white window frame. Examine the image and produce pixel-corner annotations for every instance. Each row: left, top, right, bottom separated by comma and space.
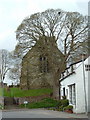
69, 84, 76, 105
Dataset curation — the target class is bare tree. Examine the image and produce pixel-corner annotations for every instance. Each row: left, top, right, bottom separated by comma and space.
9, 64, 21, 85
0, 49, 12, 85
16, 9, 87, 56
8, 51, 22, 85
15, 9, 88, 99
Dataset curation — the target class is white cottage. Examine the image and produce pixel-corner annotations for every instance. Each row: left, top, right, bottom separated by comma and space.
60, 56, 90, 113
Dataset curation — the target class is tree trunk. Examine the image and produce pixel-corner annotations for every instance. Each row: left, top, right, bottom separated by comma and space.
52, 70, 61, 100
53, 83, 60, 100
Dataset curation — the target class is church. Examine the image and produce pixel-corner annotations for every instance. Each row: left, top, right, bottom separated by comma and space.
20, 36, 65, 89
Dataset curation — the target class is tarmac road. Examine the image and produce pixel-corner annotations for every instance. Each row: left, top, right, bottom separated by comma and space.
1, 109, 88, 119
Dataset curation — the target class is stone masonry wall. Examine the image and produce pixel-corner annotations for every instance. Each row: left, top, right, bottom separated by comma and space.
20, 36, 65, 89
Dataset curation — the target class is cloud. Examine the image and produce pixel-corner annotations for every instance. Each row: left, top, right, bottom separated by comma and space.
0, 0, 88, 51
0, 29, 12, 41
75, 0, 89, 2
0, 29, 17, 51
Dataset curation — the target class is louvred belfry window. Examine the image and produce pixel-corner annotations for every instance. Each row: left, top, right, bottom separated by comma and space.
39, 55, 49, 73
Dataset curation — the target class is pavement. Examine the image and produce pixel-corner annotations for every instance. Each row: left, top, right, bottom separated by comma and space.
88, 113, 90, 120
0, 110, 2, 120
1, 108, 89, 119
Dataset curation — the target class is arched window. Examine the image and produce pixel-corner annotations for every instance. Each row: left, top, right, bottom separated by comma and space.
39, 55, 49, 73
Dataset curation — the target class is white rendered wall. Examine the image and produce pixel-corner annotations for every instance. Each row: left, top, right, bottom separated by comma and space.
88, 70, 90, 112
75, 63, 86, 113
84, 57, 90, 113
60, 57, 90, 113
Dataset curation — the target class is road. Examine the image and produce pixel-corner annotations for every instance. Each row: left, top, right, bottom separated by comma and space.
1, 109, 88, 119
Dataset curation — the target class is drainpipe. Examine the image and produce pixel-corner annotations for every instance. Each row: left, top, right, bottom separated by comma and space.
82, 55, 88, 115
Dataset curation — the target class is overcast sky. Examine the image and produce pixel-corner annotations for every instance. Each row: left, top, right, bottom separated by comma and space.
0, 0, 89, 51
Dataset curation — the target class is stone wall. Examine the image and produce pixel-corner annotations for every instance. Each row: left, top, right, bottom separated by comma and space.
20, 46, 53, 89
14, 94, 51, 105
0, 97, 4, 105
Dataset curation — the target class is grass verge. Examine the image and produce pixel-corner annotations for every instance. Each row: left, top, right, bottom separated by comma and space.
3, 87, 53, 97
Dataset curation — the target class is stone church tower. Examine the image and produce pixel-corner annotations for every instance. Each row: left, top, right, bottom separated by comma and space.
20, 36, 64, 89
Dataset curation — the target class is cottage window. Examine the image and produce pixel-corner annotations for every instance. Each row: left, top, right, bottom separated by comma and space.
71, 66, 74, 73
66, 89, 68, 97
62, 73, 64, 77
63, 87, 65, 96
66, 69, 69, 75
85, 64, 90, 71
39, 56, 49, 73
69, 86, 72, 104
69, 84, 76, 105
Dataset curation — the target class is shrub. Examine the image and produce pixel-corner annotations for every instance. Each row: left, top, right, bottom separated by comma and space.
56, 100, 61, 107
20, 98, 59, 109
63, 105, 73, 111
42, 98, 57, 103
0, 104, 4, 109
58, 106, 64, 111
62, 96, 67, 99
60, 99, 69, 107
55, 99, 69, 109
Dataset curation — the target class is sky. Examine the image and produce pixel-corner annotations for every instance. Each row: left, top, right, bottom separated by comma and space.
0, 0, 89, 52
